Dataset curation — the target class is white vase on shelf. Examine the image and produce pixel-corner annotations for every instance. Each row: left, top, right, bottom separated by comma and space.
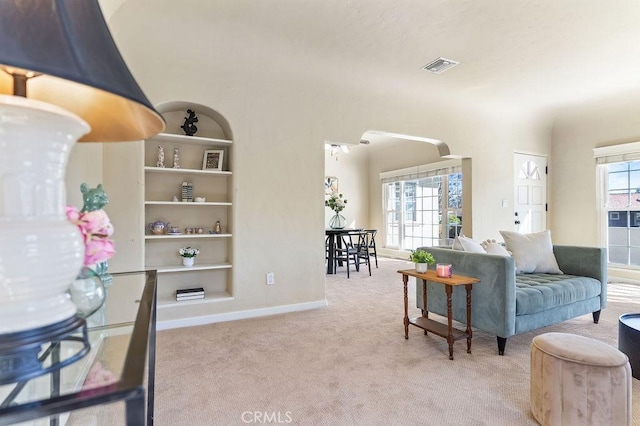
182, 257, 195, 267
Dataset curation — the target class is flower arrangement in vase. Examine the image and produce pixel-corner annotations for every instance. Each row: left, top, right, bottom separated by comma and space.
325, 193, 348, 229
179, 246, 200, 267
409, 249, 435, 273
65, 202, 115, 318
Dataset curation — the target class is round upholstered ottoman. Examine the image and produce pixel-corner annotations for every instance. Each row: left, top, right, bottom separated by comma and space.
530, 332, 632, 426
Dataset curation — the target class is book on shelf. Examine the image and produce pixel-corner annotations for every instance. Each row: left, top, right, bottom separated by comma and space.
176, 294, 205, 301
176, 287, 204, 296
176, 287, 204, 301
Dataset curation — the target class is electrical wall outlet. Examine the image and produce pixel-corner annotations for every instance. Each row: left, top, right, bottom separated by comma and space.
266, 272, 275, 285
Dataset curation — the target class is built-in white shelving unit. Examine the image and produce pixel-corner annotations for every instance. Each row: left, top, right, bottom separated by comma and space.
144, 115, 234, 321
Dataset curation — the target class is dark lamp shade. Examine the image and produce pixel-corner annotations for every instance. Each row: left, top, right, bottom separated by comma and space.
0, 0, 164, 142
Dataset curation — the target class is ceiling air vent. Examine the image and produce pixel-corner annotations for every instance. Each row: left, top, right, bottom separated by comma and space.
422, 57, 459, 74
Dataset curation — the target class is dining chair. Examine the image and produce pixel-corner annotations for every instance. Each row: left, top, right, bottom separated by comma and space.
364, 229, 378, 268
325, 234, 331, 266
333, 232, 358, 278
352, 231, 372, 276
335, 231, 371, 278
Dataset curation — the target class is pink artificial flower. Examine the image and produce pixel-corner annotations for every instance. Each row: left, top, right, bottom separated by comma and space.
66, 205, 116, 266
83, 361, 117, 390
65, 205, 81, 222
79, 210, 114, 237
84, 237, 115, 266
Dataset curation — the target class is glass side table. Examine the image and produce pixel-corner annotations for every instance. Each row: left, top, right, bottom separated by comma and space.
0, 270, 157, 426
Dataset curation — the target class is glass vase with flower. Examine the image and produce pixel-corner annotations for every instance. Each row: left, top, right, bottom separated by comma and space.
325, 193, 348, 229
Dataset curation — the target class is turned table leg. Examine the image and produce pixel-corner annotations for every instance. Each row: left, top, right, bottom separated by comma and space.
446, 284, 454, 360
422, 279, 428, 335
403, 274, 409, 339
465, 283, 472, 354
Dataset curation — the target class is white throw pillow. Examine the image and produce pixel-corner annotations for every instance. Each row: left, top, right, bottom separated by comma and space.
453, 235, 486, 253
481, 240, 511, 257
499, 230, 563, 274
452, 236, 464, 250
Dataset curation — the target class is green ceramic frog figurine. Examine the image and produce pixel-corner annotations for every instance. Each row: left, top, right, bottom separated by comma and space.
80, 183, 109, 212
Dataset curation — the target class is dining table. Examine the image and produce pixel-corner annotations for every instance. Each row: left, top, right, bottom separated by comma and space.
325, 228, 361, 274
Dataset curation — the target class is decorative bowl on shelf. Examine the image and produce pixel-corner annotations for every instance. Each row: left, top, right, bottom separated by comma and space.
148, 221, 169, 235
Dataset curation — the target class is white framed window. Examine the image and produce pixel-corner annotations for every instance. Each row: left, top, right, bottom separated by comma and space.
381, 160, 462, 251
594, 142, 640, 267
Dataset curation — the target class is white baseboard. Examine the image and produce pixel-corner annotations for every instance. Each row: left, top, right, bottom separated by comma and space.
608, 267, 640, 285
157, 299, 328, 331
378, 247, 412, 261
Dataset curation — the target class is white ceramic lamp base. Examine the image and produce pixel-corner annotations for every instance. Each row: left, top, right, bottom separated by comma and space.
0, 95, 88, 334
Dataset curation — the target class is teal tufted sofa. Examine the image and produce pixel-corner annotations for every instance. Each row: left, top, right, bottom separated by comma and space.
415, 245, 607, 355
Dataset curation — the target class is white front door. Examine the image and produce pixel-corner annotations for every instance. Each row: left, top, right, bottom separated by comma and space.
514, 153, 547, 233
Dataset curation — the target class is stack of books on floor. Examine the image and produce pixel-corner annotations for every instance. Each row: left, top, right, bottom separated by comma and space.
176, 287, 204, 301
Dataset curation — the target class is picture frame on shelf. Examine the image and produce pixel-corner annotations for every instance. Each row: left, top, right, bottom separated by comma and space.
325, 176, 338, 196
202, 149, 224, 171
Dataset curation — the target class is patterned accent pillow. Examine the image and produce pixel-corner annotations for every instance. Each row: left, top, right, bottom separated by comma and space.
452, 235, 486, 253
481, 239, 511, 257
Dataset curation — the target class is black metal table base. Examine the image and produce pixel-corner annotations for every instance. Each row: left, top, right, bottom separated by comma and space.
0, 316, 89, 387
0, 271, 156, 426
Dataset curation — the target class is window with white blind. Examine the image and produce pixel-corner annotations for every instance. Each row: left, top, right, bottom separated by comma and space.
381, 160, 462, 251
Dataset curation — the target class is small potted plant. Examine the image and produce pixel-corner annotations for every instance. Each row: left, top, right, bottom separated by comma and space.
409, 249, 435, 273
178, 246, 200, 267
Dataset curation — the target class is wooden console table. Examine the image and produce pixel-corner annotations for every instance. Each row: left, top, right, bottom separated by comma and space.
398, 269, 480, 360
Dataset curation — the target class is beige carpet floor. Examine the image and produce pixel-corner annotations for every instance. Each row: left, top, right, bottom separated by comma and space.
151, 257, 640, 425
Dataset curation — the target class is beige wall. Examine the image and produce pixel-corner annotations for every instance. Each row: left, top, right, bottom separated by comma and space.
66, 144, 103, 210
551, 94, 640, 279
64, 0, 558, 322
365, 115, 552, 244
102, 142, 145, 273
65, 142, 144, 275
552, 95, 640, 246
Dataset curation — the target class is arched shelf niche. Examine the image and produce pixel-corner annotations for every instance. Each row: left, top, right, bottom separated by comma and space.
155, 100, 233, 141
142, 100, 235, 320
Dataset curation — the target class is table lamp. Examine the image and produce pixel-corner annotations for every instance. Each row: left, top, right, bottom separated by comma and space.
0, 0, 164, 378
